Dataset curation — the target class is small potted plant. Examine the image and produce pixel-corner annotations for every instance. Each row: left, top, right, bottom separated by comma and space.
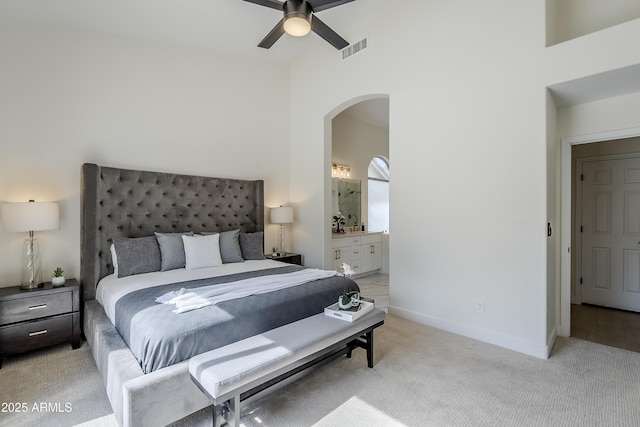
52, 267, 65, 287
272, 247, 279, 257
339, 290, 360, 309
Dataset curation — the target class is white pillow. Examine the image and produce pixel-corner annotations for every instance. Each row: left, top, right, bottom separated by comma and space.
182, 234, 223, 270
110, 244, 119, 276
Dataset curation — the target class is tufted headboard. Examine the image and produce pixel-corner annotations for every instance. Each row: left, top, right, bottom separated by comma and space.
80, 163, 264, 302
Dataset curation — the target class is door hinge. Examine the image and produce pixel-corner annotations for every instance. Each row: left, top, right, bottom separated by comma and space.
580, 225, 583, 233
581, 174, 584, 181
580, 277, 583, 285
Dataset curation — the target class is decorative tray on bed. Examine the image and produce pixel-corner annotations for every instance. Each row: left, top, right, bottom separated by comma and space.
324, 299, 375, 322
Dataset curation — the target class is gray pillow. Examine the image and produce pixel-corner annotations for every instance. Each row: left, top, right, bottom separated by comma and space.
112, 236, 161, 278
202, 229, 244, 263
155, 232, 194, 271
239, 232, 265, 260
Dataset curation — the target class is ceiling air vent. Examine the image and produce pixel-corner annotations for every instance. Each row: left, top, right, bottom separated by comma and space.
342, 37, 367, 60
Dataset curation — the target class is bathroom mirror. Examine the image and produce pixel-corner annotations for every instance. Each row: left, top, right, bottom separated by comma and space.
332, 178, 361, 231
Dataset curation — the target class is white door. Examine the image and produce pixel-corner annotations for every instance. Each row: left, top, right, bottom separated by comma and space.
581, 157, 640, 311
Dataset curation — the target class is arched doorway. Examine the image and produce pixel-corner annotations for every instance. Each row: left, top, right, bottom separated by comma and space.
327, 96, 390, 308
322, 94, 389, 270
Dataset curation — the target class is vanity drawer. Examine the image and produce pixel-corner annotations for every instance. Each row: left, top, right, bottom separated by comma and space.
350, 245, 361, 259
0, 314, 73, 356
0, 291, 73, 325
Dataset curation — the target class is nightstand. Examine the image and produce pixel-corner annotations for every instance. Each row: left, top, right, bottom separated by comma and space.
266, 252, 303, 266
0, 279, 81, 368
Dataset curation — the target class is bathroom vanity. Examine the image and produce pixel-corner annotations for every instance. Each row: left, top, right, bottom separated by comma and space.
331, 232, 382, 276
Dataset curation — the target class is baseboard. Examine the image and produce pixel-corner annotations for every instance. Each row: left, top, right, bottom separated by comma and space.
389, 305, 551, 360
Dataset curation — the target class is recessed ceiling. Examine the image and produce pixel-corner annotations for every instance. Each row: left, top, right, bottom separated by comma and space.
0, 0, 386, 61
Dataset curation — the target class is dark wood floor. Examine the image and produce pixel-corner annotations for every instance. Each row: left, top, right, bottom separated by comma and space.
571, 303, 640, 352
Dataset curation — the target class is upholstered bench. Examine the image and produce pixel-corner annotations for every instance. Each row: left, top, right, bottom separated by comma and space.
189, 308, 385, 427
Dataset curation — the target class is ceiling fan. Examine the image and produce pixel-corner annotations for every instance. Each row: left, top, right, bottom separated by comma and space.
243, 0, 355, 50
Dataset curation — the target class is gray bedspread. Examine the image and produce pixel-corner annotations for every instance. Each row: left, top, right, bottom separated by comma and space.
114, 265, 358, 373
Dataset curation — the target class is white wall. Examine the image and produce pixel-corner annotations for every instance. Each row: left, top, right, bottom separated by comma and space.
290, 0, 550, 357
332, 112, 389, 229
0, 20, 290, 287
289, 0, 640, 358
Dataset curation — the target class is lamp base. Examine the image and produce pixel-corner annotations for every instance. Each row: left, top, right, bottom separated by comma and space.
21, 235, 43, 291
20, 282, 43, 290
278, 224, 286, 257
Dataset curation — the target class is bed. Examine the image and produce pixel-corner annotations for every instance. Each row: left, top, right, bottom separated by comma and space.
80, 163, 357, 426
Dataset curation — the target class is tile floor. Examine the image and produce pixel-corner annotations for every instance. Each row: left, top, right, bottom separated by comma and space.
354, 273, 389, 312
571, 303, 640, 352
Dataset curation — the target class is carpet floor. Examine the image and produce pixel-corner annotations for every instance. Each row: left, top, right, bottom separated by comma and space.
3, 314, 640, 426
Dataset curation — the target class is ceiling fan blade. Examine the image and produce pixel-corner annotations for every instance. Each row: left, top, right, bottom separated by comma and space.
308, 0, 355, 13
258, 19, 286, 48
311, 15, 348, 50
243, 0, 283, 11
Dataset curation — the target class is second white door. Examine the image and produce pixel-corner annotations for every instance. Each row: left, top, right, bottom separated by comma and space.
581, 157, 640, 312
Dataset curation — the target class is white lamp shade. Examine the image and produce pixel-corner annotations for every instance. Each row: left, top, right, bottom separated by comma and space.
270, 206, 294, 224
1, 202, 60, 232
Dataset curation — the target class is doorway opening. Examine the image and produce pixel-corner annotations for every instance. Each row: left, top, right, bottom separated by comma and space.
326, 95, 390, 308
566, 134, 640, 351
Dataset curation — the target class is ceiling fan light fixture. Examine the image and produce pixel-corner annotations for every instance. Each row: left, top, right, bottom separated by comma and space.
246, 0, 351, 50
284, 14, 311, 37
282, 0, 313, 37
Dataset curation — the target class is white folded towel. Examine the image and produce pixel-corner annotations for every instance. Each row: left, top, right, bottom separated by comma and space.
156, 269, 338, 314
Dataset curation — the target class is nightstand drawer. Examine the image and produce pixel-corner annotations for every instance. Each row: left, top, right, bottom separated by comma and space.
0, 314, 73, 356
0, 291, 73, 325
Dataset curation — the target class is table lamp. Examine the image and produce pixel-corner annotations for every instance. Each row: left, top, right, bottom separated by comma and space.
270, 206, 293, 256
1, 200, 60, 289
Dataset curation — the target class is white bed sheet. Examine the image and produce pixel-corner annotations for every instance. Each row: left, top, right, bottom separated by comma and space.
96, 259, 288, 324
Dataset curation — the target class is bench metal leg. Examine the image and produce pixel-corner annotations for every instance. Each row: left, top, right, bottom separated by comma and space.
345, 330, 375, 367
226, 395, 240, 427
212, 404, 222, 427
366, 330, 374, 368
212, 404, 219, 427
212, 395, 240, 427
